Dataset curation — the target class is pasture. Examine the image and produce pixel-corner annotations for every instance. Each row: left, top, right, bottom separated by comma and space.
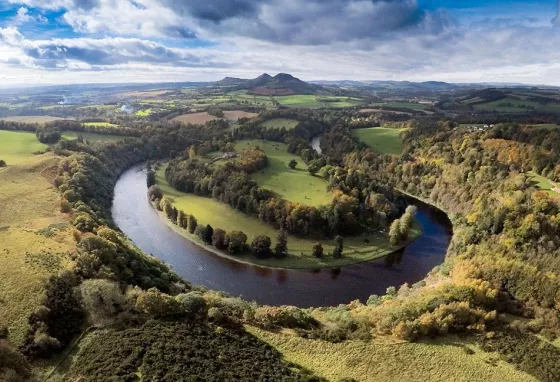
156, 166, 419, 269
0, 130, 47, 165
171, 112, 218, 125
249, 328, 536, 382
0, 154, 74, 345
0, 116, 68, 123
234, 140, 332, 206
62, 131, 130, 143
261, 118, 299, 130
276, 95, 322, 109
351, 127, 408, 155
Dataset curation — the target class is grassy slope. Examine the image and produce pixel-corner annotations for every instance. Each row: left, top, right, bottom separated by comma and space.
235, 140, 332, 206
277, 95, 322, 109
249, 327, 536, 382
156, 167, 420, 269
261, 118, 300, 130
0, 130, 48, 165
351, 127, 408, 155
0, 154, 74, 345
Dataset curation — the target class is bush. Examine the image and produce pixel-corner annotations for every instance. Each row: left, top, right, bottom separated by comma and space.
0, 159, 6, 168
254, 306, 318, 329
176, 292, 207, 317
136, 288, 184, 318
80, 279, 128, 326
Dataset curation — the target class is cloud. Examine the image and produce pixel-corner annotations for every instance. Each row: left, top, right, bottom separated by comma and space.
8, 0, 449, 44
0, 27, 224, 70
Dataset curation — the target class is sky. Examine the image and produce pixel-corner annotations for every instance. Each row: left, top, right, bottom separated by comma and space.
0, 0, 559, 86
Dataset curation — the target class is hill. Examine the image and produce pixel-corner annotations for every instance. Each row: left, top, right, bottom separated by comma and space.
216, 73, 324, 95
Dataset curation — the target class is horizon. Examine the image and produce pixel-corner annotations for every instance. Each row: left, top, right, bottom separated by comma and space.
1, 1, 560, 86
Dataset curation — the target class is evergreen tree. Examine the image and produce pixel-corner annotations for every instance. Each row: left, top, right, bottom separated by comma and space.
312, 242, 323, 258
187, 215, 198, 234
203, 225, 214, 244
333, 235, 344, 258
389, 219, 402, 246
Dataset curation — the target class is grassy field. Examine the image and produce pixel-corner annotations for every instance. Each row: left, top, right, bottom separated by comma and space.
276, 95, 322, 109
248, 328, 536, 382
351, 127, 408, 155
0, 153, 74, 345
0, 116, 69, 123
83, 121, 119, 127
228, 90, 276, 107
136, 108, 152, 117
528, 171, 560, 198
0, 130, 48, 165
223, 110, 258, 121
156, 166, 420, 269
261, 118, 300, 130
234, 140, 332, 206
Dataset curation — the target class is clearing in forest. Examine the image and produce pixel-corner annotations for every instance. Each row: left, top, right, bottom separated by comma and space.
171, 112, 218, 125
234, 139, 332, 206
351, 127, 407, 155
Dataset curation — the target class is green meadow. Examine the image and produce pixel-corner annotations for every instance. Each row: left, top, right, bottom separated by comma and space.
351, 127, 408, 155
0, 130, 48, 165
234, 140, 332, 206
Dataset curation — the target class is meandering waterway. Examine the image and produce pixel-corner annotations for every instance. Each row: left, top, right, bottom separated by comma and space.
112, 165, 452, 307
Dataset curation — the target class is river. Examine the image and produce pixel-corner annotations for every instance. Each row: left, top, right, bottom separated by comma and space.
112, 165, 452, 307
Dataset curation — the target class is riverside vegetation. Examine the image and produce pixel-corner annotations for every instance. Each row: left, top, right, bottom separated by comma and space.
1, 107, 560, 381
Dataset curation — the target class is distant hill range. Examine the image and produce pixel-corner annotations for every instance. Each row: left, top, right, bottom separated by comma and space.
215, 73, 324, 95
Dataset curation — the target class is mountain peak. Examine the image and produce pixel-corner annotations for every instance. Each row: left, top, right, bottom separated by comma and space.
274, 73, 297, 81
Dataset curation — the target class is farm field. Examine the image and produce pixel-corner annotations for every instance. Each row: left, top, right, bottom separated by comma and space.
0, 153, 74, 345
228, 90, 276, 107
351, 127, 408, 155
261, 118, 299, 130
276, 95, 322, 109
0, 115, 69, 123
223, 110, 258, 121
155, 166, 420, 269
249, 328, 536, 382
0, 130, 48, 165
234, 140, 331, 206
171, 112, 218, 124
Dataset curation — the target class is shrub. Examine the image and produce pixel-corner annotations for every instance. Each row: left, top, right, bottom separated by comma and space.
176, 292, 207, 317
136, 288, 184, 318
0, 159, 6, 168
80, 279, 127, 326
254, 306, 318, 329
36, 126, 61, 144
312, 243, 323, 258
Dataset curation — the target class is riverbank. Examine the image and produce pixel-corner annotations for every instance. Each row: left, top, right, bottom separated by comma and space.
154, 165, 422, 270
